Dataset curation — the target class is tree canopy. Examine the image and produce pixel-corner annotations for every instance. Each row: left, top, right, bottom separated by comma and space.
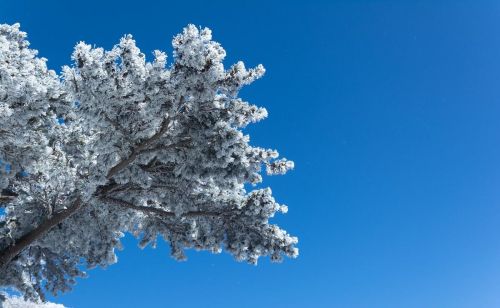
0, 23, 297, 304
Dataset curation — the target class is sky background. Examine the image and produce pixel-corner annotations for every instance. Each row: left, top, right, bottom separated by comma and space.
2, 1, 500, 307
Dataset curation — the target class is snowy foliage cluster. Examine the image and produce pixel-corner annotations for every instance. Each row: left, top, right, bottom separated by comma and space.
0, 23, 297, 303
0, 293, 64, 308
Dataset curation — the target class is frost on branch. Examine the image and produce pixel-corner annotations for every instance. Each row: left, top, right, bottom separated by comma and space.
0, 24, 298, 302
0, 24, 69, 188
0, 293, 65, 308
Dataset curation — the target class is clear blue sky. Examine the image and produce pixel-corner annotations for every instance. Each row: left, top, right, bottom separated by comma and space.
2, 1, 500, 307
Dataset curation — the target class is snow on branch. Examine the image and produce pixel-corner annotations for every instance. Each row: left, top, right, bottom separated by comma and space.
0, 23, 297, 302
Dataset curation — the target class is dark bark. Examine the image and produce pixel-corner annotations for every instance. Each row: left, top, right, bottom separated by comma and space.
106, 116, 171, 179
101, 196, 222, 218
0, 198, 82, 269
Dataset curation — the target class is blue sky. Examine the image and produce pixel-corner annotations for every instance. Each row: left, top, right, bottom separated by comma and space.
2, 1, 500, 307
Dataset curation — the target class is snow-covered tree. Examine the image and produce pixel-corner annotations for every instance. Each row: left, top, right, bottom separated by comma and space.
0, 293, 64, 308
0, 23, 297, 303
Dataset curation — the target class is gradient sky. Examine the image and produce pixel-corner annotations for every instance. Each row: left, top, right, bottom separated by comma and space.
2, 1, 500, 307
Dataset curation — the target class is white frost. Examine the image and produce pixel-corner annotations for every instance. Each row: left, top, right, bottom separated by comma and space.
0, 23, 298, 302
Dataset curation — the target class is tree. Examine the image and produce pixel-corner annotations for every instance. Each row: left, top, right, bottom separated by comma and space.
0, 23, 298, 304
0, 293, 64, 308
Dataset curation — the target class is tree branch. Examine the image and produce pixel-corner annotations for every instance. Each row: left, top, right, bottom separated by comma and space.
101, 196, 222, 218
138, 138, 191, 155
106, 116, 171, 179
0, 198, 82, 270
0, 106, 175, 269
